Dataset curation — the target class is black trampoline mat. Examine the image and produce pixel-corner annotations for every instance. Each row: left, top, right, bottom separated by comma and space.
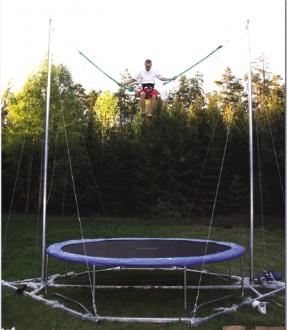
62, 239, 231, 259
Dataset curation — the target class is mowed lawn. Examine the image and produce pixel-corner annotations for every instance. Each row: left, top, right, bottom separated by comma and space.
2, 214, 285, 329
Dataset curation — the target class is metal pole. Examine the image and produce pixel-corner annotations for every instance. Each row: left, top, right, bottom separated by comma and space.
285, 1, 287, 321
246, 19, 254, 282
41, 19, 52, 283
183, 266, 187, 312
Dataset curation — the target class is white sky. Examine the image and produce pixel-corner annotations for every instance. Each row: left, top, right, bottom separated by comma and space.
0, 0, 285, 94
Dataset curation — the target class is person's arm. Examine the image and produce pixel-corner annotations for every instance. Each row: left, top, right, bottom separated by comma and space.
159, 76, 177, 82
122, 78, 137, 86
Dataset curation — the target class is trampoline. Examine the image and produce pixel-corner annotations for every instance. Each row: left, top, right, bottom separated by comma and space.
46, 237, 246, 267
46, 237, 246, 321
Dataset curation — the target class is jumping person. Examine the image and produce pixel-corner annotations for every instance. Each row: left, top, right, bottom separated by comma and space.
121, 59, 177, 118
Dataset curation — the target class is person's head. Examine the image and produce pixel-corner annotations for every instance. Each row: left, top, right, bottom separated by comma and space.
145, 59, 152, 71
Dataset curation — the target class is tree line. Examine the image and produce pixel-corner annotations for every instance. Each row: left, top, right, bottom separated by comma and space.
2, 56, 285, 220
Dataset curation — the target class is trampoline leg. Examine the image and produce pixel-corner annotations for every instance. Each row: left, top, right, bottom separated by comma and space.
45, 254, 49, 294
184, 266, 187, 312
92, 266, 98, 316
241, 256, 245, 297
228, 261, 232, 281
64, 261, 68, 276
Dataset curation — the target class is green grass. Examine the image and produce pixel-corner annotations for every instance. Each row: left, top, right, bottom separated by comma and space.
2, 214, 285, 329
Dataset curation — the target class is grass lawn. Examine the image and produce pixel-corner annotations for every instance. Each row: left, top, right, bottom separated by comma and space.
1, 214, 285, 329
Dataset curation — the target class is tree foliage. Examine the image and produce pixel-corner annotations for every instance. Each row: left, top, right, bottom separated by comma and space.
2, 57, 285, 219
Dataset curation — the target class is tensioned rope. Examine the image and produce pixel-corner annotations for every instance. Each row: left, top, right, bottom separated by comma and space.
77, 46, 223, 91
188, 109, 221, 218
66, 81, 109, 220
253, 95, 285, 271
163, 45, 223, 85
264, 106, 285, 202
72, 108, 108, 218
254, 117, 267, 269
57, 83, 98, 316
77, 50, 134, 92
191, 121, 231, 319
2, 128, 27, 254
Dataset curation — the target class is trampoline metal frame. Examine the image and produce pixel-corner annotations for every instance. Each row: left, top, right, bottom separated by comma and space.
3, 273, 285, 326
44, 252, 246, 321
92, 260, 245, 314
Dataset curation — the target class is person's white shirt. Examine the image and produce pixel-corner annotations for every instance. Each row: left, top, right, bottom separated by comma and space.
133, 69, 163, 85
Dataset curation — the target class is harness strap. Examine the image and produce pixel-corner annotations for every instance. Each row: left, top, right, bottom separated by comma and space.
142, 83, 154, 89
139, 84, 157, 99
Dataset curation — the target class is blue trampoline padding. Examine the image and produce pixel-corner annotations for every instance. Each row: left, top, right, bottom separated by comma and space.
46, 238, 246, 267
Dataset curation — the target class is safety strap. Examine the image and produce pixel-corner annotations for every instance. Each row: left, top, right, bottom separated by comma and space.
142, 83, 155, 89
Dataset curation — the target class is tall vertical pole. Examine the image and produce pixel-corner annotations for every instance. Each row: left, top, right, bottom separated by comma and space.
41, 19, 52, 283
246, 19, 254, 282
285, 1, 287, 315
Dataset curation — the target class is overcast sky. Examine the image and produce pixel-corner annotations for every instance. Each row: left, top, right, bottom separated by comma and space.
1, 0, 285, 94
